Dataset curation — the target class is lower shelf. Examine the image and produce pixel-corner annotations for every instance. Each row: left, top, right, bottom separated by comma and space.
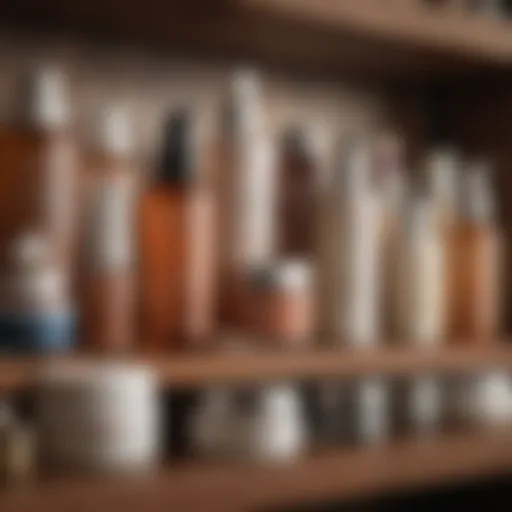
2, 431, 512, 512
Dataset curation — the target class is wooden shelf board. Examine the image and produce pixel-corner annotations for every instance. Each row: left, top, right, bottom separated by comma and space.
1, 0, 511, 81
2, 431, 512, 511
1, 344, 512, 392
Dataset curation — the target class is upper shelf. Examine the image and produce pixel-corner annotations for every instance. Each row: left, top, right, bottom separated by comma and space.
1, 344, 512, 392
2, 0, 512, 81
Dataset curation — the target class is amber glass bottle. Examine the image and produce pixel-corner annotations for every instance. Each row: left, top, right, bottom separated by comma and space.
277, 129, 317, 258
139, 111, 216, 351
448, 161, 501, 342
81, 106, 137, 351
0, 67, 78, 272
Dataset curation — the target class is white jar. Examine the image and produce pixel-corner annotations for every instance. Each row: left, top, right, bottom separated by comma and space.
394, 198, 445, 346
448, 372, 512, 429
37, 362, 160, 473
236, 385, 306, 463
319, 140, 381, 346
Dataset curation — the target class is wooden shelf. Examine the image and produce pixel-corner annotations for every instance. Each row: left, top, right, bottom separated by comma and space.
2, 0, 511, 81
2, 431, 512, 511
1, 344, 512, 392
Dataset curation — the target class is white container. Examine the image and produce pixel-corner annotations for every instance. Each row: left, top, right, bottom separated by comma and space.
448, 372, 512, 429
394, 198, 445, 346
236, 385, 306, 463
319, 140, 381, 346
398, 376, 442, 435
37, 362, 161, 473
349, 379, 389, 445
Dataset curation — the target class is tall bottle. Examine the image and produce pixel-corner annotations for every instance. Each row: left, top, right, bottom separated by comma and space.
81, 106, 137, 351
277, 128, 318, 258
139, 110, 216, 351
319, 139, 381, 346
394, 195, 445, 345
448, 160, 501, 341
0, 66, 78, 275
374, 132, 406, 339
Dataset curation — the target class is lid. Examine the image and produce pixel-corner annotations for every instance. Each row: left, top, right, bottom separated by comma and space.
8, 232, 49, 271
404, 193, 435, 235
97, 104, 133, 156
158, 110, 196, 184
225, 68, 264, 137
26, 65, 70, 130
248, 259, 312, 291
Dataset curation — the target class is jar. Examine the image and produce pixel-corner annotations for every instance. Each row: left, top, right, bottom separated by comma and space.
245, 260, 313, 346
37, 362, 161, 473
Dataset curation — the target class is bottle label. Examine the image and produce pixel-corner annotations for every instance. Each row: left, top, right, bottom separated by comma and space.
85, 174, 135, 273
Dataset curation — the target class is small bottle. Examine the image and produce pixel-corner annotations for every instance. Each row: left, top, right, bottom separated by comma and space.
81, 106, 137, 351
394, 195, 445, 346
139, 110, 217, 351
277, 128, 318, 257
3, 66, 78, 275
244, 260, 314, 347
448, 160, 501, 342
0, 233, 74, 353
394, 376, 442, 436
319, 138, 381, 347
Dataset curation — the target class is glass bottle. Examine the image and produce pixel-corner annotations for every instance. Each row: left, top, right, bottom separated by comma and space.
139, 110, 217, 351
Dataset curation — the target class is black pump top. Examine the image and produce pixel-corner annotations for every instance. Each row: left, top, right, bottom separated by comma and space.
158, 110, 195, 185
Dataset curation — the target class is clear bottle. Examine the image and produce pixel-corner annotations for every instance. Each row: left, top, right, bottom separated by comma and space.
81, 106, 137, 351
448, 160, 501, 342
320, 138, 381, 347
394, 195, 445, 346
139, 110, 217, 351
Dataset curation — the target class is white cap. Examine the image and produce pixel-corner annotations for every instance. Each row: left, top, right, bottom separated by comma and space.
29, 66, 70, 130
98, 105, 134, 156
228, 68, 264, 136
464, 159, 495, 223
425, 147, 460, 198
9, 232, 49, 270
339, 138, 373, 195
248, 259, 312, 291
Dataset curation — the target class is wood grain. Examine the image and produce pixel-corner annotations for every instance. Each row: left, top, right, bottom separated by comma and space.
2, 431, 512, 511
2, 343, 512, 391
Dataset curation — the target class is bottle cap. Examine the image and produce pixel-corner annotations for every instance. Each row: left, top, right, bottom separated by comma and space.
158, 110, 196, 184
338, 137, 373, 194
226, 68, 264, 137
98, 105, 133, 156
464, 159, 495, 223
248, 259, 312, 292
27, 66, 70, 130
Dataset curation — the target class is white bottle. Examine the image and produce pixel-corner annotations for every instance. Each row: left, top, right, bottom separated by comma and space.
395, 196, 444, 346
237, 385, 306, 463
406, 376, 442, 435
220, 69, 276, 270
321, 139, 381, 347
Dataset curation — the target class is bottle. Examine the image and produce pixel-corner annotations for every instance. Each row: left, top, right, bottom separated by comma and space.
394, 195, 445, 346
0, 233, 74, 353
139, 110, 216, 351
81, 106, 137, 351
319, 138, 381, 347
374, 132, 407, 340
448, 160, 501, 342
216, 70, 276, 325
0, 66, 78, 276
277, 128, 318, 257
